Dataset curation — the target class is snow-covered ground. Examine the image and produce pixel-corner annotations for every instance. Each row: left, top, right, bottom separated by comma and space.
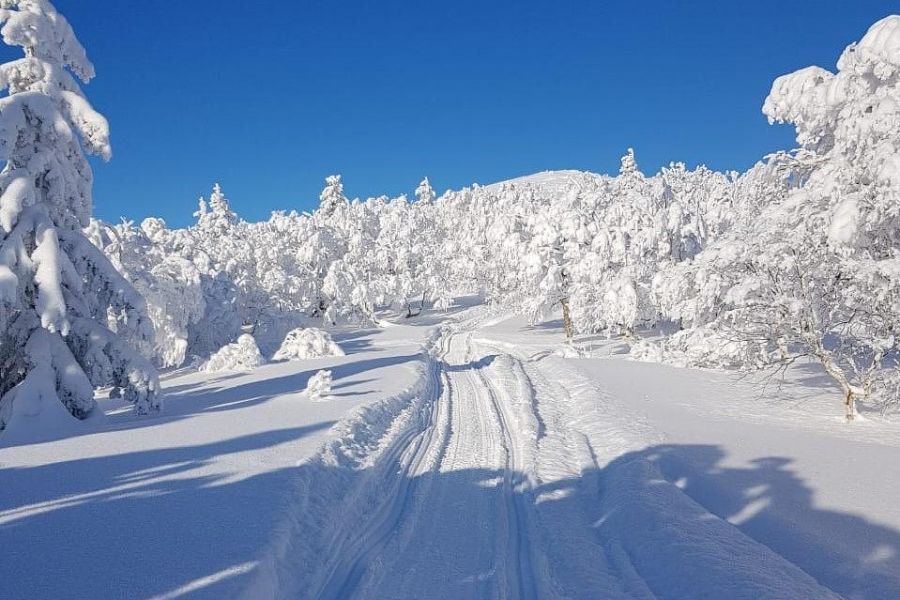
0, 321, 438, 600
3, 307, 900, 599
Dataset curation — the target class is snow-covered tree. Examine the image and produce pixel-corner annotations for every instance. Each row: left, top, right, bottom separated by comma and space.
415, 177, 436, 204
318, 174, 347, 217
754, 15, 900, 419
195, 183, 237, 234
305, 369, 333, 402
202, 334, 263, 372
273, 327, 344, 361
0, 0, 160, 432
87, 218, 205, 368
646, 16, 900, 420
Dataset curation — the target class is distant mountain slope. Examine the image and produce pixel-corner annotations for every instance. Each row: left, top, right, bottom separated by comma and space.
482, 169, 605, 195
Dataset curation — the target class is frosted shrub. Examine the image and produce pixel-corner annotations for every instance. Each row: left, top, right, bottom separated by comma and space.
631, 327, 772, 370
202, 334, 264, 373
306, 370, 333, 402
273, 328, 345, 361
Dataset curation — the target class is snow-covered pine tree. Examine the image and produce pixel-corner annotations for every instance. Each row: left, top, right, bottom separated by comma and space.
415, 177, 436, 204
619, 147, 639, 177
202, 183, 237, 233
0, 0, 160, 433
318, 174, 347, 217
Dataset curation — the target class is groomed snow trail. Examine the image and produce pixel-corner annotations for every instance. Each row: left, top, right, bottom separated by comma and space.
262, 312, 846, 599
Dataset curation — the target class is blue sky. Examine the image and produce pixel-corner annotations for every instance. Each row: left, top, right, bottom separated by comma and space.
35, 1, 900, 225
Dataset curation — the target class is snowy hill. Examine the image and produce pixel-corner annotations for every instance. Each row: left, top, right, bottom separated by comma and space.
483, 169, 604, 194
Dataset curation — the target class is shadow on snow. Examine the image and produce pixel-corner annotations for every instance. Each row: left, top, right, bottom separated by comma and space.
1, 432, 899, 599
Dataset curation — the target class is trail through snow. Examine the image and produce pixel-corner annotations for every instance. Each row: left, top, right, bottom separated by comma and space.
265, 311, 847, 599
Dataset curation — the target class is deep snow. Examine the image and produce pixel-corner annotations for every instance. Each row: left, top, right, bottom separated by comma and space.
2, 307, 900, 599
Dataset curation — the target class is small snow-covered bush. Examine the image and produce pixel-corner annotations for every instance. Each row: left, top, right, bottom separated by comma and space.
631, 327, 771, 370
202, 334, 264, 372
273, 328, 345, 361
306, 370, 333, 401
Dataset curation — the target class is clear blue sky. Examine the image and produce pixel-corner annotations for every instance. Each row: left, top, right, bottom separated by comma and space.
32, 1, 900, 225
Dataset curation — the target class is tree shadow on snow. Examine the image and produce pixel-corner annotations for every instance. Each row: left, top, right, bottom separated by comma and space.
271, 444, 900, 600
330, 328, 384, 355
0, 423, 334, 600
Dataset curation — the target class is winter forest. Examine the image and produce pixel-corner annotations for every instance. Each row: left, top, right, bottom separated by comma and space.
4, 2, 900, 599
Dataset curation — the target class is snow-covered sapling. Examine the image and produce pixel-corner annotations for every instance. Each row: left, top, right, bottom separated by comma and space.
202, 334, 264, 373
306, 369, 333, 402
273, 327, 345, 361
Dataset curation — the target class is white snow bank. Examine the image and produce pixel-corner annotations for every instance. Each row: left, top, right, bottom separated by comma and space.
273, 328, 345, 361
202, 334, 264, 372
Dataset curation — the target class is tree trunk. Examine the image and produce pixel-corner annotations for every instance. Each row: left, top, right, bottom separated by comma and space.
405, 291, 428, 319
817, 348, 857, 422
776, 337, 790, 361
844, 387, 857, 422
812, 340, 862, 423
561, 298, 574, 341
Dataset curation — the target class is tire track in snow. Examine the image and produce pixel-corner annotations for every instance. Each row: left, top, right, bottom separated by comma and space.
311, 326, 455, 599
309, 316, 638, 599
475, 325, 844, 600
311, 316, 546, 599
464, 333, 539, 600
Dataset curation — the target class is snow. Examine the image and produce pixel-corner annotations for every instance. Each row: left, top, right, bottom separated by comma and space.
272, 327, 345, 361
0, 321, 437, 600
474, 314, 900, 599
853, 15, 900, 67
828, 197, 860, 246
202, 334, 264, 373
3, 307, 900, 598
305, 369, 333, 401
483, 169, 600, 194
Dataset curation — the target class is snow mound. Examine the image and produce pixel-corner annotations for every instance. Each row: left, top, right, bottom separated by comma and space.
202, 334, 264, 372
305, 370, 333, 402
273, 328, 345, 361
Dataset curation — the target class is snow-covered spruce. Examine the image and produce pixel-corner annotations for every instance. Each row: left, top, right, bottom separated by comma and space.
202, 334, 264, 373
305, 369, 333, 402
273, 327, 345, 361
0, 0, 160, 433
